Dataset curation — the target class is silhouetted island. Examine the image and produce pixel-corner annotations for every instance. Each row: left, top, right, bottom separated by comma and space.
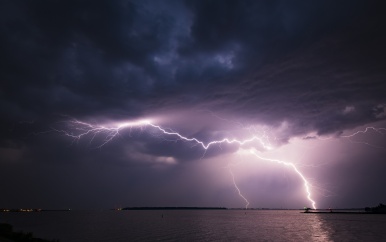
303, 203, 386, 214
365, 203, 386, 214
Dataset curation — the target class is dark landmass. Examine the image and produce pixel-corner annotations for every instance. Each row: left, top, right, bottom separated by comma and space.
303, 203, 386, 214
120, 207, 227, 210
40, 209, 72, 212
365, 203, 386, 214
304, 211, 373, 214
0, 223, 58, 242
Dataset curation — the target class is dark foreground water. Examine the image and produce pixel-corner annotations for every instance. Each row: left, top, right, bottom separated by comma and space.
1, 210, 386, 241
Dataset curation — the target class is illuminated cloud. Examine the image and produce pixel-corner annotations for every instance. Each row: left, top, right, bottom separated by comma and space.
342, 106, 355, 115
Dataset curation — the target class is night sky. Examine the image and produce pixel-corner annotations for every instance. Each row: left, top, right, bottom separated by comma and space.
1, 0, 386, 210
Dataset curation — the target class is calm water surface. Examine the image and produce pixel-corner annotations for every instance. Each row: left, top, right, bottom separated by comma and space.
1, 210, 386, 241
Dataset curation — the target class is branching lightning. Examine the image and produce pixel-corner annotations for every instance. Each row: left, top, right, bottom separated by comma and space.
53, 118, 317, 209
341, 126, 386, 149
342, 127, 386, 137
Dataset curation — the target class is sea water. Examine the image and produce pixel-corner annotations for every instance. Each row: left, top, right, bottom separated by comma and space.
1, 210, 386, 241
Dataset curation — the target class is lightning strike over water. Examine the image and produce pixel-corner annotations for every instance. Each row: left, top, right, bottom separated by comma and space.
54, 118, 317, 209
248, 149, 316, 209
229, 167, 250, 209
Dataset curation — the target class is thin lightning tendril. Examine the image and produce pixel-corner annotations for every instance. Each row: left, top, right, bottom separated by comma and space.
342, 127, 386, 137
341, 126, 386, 149
54, 118, 317, 209
229, 167, 250, 209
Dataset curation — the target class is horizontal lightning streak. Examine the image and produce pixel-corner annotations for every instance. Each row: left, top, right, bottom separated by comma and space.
148, 123, 273, 150
342, 127, 386, 138
57, 119, 273, 150
341, 126, 386, 149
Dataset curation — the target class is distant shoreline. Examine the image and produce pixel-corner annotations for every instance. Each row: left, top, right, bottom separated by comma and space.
120, 207, 227, 210
303, 211, 386, 214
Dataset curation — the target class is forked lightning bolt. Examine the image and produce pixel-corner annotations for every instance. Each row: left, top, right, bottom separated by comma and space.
53, 118, 317, 209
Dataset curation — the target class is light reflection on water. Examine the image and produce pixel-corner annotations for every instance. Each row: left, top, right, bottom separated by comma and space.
1, 210, 386, 241
308, 213, 332, 241
316, 212, 386, 241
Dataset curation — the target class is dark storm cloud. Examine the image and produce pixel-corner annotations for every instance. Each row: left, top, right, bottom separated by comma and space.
0, 1, 385, 169
145, 0, 386, 141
